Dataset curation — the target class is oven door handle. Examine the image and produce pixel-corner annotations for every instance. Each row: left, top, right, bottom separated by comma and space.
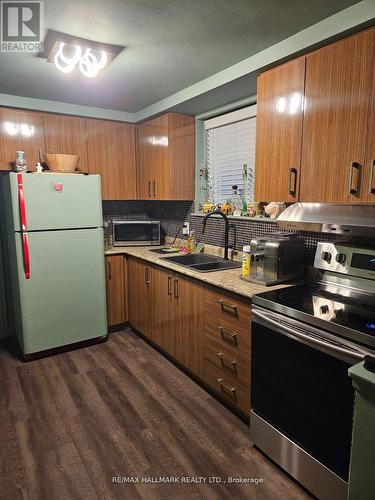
252, 308, 367, 362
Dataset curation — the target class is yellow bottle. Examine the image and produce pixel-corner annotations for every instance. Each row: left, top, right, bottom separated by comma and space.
187, 230, 196, 253
242, 245, 251, 278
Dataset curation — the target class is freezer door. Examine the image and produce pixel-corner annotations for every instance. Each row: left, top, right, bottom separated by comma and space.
12, 228, 107, 354
5, 173, 103, 231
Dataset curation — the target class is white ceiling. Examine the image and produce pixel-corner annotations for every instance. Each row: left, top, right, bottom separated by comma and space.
0, 0, 362, 114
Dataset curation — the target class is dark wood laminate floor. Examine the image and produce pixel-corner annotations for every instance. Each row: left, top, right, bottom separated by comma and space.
0, 329, 311, 500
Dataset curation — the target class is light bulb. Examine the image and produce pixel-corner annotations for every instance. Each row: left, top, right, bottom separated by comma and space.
54, 42, 82, 74
79, 49, 108, 78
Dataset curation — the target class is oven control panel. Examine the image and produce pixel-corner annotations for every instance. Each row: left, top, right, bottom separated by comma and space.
315, 242, 375, 279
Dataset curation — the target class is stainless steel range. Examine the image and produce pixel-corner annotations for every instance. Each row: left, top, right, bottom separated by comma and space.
250, 241, 375, 500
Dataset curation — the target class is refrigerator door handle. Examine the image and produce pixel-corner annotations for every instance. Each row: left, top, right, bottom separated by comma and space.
17, 173, 31, 279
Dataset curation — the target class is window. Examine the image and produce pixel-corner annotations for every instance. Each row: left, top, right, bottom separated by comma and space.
204, 105, 256, 207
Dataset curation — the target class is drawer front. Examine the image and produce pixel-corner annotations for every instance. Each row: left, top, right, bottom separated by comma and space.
205, 288, 251, 326
204, 288, 251, 355
204, 336, 250, 387
204, 319, 250, 355
204, 360, 250, 413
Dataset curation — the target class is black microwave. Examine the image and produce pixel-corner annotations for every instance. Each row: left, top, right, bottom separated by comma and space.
112, 220, 161, 246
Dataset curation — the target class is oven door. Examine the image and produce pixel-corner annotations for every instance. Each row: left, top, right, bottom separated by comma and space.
251, 306, 369, 500
112, 221, 160, 246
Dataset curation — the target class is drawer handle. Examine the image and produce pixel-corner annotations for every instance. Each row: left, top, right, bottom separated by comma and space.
173, 278, 179, 299
218, 353, 237, 373
348, 161, 361, 195
217, 299, 238, 317
288, 167, 298, 196
218, 326, 238, 345
167, 276, 173, 295
107, 261, 112, 280
217, 378, 237, 401
369, 159, 375, 195
144, 267, 151, 285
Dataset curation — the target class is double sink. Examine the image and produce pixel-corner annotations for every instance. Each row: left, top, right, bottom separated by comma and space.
160, 252, 241, 273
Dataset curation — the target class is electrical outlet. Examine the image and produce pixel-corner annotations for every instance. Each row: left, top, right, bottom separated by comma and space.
182, 221, 190, 235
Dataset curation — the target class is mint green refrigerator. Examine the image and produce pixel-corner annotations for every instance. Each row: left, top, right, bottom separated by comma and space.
2, 172, 107, 357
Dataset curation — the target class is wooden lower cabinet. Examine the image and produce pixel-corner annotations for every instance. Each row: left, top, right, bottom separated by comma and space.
203, 287, 251, 414
105, 255, 127, 327
137, 264, 204, 376
126, 257, 251, 414
173, 274, 204, 377
127, 258, 153, 338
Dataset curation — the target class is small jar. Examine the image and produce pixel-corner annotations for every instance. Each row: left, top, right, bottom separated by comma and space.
14, 151, 27, 172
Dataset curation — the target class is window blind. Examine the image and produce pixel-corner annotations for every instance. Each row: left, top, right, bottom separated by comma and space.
206, 112, 256, 206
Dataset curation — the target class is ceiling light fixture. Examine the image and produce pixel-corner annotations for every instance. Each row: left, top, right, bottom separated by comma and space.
40, 30, 124, 79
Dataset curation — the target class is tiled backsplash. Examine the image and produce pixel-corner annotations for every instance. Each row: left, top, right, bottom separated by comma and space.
103, 201, 375, 265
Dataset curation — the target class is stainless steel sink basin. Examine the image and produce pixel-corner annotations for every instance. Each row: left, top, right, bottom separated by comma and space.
162, 253, 241, 273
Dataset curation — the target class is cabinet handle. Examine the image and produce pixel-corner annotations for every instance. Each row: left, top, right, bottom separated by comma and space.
288, 167, 298, 196
152, 180, 156, 197
217, 299, 238, 316
348, 162, 361, 195
218, 326, 238, 345
107, 261, 112, 280
148, 180, 152, 197
217, 378, 237, 400
173, 278, 179, 299
369, 159, 375, 195
218, 352, 237, 374
167, 276, 173, 295
144, 267, 151, 285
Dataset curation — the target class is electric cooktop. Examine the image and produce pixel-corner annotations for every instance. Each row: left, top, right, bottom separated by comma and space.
253, 283, 375, 345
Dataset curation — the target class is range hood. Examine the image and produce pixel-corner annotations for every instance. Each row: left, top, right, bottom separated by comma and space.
277, 203, 375, 236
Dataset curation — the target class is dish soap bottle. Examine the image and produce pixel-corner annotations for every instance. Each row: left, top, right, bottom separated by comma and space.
187, 230, 196, 253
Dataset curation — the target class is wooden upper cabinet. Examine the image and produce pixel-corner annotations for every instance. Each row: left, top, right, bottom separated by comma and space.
255, 57, 305, 202
137, 114, 169, 199
363, 42, 375, 203
43, 114, 88, 173
86, 119, 137, 200
137, 112, 195, 200
0, 108, 45, 171
300, 28, 375, 203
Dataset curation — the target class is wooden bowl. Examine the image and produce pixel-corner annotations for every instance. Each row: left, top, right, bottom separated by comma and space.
44, 154, 80, 172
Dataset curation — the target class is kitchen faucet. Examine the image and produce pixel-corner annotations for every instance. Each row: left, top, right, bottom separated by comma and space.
202, 210, 230, 260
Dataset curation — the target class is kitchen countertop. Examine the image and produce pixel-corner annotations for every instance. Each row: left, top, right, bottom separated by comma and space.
105, 246, 293, 300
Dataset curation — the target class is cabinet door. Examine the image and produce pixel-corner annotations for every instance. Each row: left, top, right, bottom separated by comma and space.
173, 276, 204, 377
43, 114, 88, 173
128, 258, 152, 338
363, 48, 375, 203
105, 255, 126, 327
151, 267, 175, 354
137, 115, 169, 199
255, 57, 305, 202
300, 29, 375, 203
86, 119, 137, 200
167, 113, 195, 200
0, 108, 45, 171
